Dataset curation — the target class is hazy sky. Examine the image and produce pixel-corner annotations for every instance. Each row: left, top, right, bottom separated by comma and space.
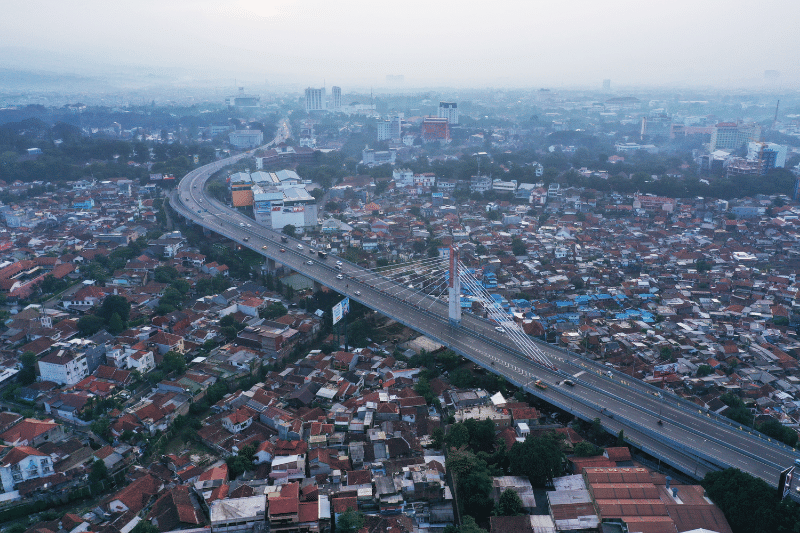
3, 0, 799, 89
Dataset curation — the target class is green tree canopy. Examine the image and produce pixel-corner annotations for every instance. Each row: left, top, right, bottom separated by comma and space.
77, 314, 106, 337
508, 432, 563, 486
161, 351, 186, 375
282, 224, 296, 237
702, 468, 800, 533
496, 488, 524, 516
336, 509, 365, 533
99, 294, 131, 324
511, 237, 526, 256
573, 441, 603, 457
18, 350, 37, 385
130, 520, 159, 533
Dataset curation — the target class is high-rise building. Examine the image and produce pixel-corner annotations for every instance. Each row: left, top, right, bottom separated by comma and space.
710, 122, 760, 151
602, 79, 611, 90
377, 115, 402, 141
330, 86, 342, 110
747, 142, 787, 171
305, 87, 326, 112
438, 102, 458, 125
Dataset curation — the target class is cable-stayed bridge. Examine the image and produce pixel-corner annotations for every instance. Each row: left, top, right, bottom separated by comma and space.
171, 153, 800, 488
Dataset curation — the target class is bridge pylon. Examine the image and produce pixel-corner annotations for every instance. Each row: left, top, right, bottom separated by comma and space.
448, 245, 461, 326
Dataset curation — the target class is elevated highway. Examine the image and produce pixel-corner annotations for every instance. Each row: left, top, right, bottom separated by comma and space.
171, 152, 800, 487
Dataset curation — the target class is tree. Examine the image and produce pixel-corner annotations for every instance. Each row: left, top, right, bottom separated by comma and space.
702, 468, 800, 533
757, 418, 798, 447
697, 364, 713, 377
18, 351, 37, 385
153, 265, 179, 283
336, 509, 365, 533
431, 427, 445, 449
455, 516, 488, 533
446, 423, 470, 449
99, 295, 131, 325
511, 237, 526, 256
573, 441, 602, 457
77, 314, 106, 337
89, 458, 109, 494
91, 417, 111, 439
225, 444, 256, 479
508, 432, 563, 486
282, 224, 297, 238
161, 351, 186, 375
130, 521, 159, 533
108, 312, 124, 334
260, 302, 288, 320
496, 488, 523, 516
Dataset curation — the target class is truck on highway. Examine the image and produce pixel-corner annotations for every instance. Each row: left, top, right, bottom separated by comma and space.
534, 380, 548, 390
280, 236, 289, 243
318, 251, 328, 259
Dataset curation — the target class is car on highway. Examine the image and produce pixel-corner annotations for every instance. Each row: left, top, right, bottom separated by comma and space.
494, 326, 505, 333
355, 291, 361, 296
309, 248, 315, 254
280, 248, 286, 253
306, 260, 313, 265
336, 274, 344, 280
239, 222, 245, 226
336, 260, 343, 266
262, 245, 268, 250
243, 237, 249, 241
534, 380, 548, 390
562, 379, 575, 387
297, 244, 303, 249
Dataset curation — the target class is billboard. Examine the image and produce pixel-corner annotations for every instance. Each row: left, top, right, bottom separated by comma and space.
332, 296, 350, 325
779, 466, 796, 500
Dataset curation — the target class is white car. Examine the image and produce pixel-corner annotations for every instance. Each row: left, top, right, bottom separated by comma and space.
355, 290, 361, 296
336, 274, 344, 280
494, 326, 505, 333
297, 244, 303, 249
336, 260, 343, 266
306, 260, 313, 265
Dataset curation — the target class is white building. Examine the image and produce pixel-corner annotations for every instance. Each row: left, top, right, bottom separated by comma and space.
38, 350, 88, 386
414, 173, 436, 187
106, 345, 155, 373
305, 87, 326, 112
253, 185, 318, 231
747, 142, 787, 168
438, 102, 458, 125
470, 175, 492, 193
492, 179, 517, 193
228, 130, 263, 149
329, 86, 342, 110
393, 169, 414, 187
361, 147, 396, 166
0, 446, 55, 494
377, 121, 393, 142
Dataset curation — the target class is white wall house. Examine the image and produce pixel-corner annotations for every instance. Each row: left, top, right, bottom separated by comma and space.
0, 446, 54, 493
38, 350, 88, 386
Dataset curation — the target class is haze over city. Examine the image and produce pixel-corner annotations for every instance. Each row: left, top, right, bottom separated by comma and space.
3, 3, 800, 533
2, 0, 800, 90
